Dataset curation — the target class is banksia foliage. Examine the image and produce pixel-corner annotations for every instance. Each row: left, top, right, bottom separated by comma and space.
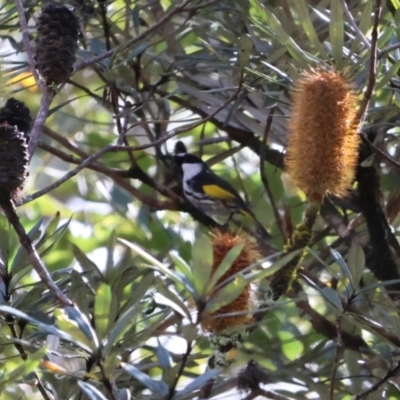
35, 4, 79, 85
201, 231, 259, 333
285, 70, 360, 199
0, 123, 29, 204
0, 98, 32, 137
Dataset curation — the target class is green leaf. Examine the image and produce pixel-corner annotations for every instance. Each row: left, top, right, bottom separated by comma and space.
155, 276, 192, 320
94, 283, 112, 340
0, 348, 46, 391
104, 303, 142, 354
238, 34, 253, 71
346, 243, 365, 290
54, 308, 97, 352
330, 0, 344, 68
206, 242, 244, 295
205, 275, 248, 314
11, 217, 44, 274
173, 369, 220, 399
78, 381, 108, 400
330, 248, 354, 289
290, 0, 327, 57
72, 244, 104, 287
191, 234, 213, 297
245, 250, 302, 283
321, 287, 343, 312
121, 362, 169, 398
119, 239, 188, 290
349, 0, 373, 55
104, 230, 117, 281
376, 60, 400, 89
0, 305, 93, 353
70, 270, 90, 317
278, 331, 304, 362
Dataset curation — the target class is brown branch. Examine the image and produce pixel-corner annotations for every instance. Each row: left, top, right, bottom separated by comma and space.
1, 201, 72, 307
14, 0, 42, 88
329, 315, 343, 400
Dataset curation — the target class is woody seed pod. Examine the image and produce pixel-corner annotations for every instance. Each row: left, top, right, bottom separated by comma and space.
34, 4, 79, 85
0, 98, 32, 137
0, 123, 29, 204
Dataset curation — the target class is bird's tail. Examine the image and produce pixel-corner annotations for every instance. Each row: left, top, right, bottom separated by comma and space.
240, 208, 271, 240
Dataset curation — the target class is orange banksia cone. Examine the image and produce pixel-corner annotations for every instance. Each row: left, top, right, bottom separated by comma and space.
285, 70, 360, 200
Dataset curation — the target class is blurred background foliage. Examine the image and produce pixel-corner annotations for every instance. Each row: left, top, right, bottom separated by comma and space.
0, 0, 400, 399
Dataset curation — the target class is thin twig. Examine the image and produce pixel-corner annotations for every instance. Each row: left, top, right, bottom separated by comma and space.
354, 362, 400, 399
340, 0, 371, 50
27, 142, 178, 211
1, 201, 73, 307
14, 0, 42, 88
378, 42, 400, 59
24, 144, 114, 202
329, 314, 343, 400
73, 0, 192, 72
168, 340, 193, 399
361, 132, 400, 171
355, 0, 381, 124
26, 83, 243, 204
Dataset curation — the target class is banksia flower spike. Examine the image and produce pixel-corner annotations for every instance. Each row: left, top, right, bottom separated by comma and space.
34, 4, 79, 85
201, 231, 259, 333
0, 123, 29, 204
285, 70, 360, 200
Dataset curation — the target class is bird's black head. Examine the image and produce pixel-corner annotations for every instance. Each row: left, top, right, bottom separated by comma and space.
174, 152, 204, 168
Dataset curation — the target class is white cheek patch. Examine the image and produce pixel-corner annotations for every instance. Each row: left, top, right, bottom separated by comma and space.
181, 162, 203, 181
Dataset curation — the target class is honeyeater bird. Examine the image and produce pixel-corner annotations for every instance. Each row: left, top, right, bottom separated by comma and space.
174, 148, 271, 239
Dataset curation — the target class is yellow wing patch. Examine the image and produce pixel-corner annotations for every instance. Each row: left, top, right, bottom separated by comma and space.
202, 184, 236, 200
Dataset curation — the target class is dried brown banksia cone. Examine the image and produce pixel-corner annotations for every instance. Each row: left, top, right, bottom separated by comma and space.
201, 231, 259, 333
35, 4, 79, 85
285, 70, 360, 200
0, 98, 32, 137
0, 123, 29, 204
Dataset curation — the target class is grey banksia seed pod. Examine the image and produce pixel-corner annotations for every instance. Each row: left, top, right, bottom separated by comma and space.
0, 123, 29, 204
34, 4, 79, 85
